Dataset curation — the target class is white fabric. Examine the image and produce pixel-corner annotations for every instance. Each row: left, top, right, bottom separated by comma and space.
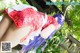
8, 4, 37, 13
19, 14, 48, 46
0, 16, 3, 22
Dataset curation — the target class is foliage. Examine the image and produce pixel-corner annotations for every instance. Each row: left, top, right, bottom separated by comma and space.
68, 5, 80, 41
43, 0, 80, 53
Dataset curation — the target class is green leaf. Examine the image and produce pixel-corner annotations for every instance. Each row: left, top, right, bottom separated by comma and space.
0, 1, 6, 11
36, 49, 41, 53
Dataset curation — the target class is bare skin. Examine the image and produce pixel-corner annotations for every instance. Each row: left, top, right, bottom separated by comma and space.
0, 15, 12, 39
1, 23, 31, 48
0, 15, 32, 53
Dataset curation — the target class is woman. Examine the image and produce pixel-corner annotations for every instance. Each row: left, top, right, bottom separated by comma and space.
0, 4, 40, 47
0, 4, 64, 53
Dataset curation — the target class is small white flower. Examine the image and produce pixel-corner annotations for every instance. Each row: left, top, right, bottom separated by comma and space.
3, 0, 16, 5
28, 50, 36, 53
51, 0, 57, 2
3, 0, 17, 8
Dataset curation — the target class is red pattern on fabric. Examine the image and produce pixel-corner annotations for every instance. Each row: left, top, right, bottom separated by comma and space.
5, 7, 58, 42
20, 28, 33, 43
42, 16, 58, 30
6, 8, 44, 31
